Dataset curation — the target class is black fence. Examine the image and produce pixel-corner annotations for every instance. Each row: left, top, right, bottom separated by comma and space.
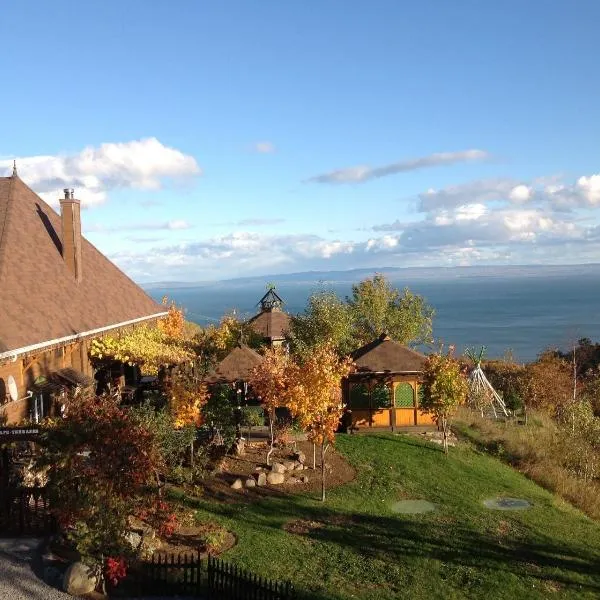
131, 552, 295, 600
0, 486, 55, 536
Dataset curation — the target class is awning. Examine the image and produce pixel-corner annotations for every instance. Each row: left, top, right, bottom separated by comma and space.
50, 368, 95, 388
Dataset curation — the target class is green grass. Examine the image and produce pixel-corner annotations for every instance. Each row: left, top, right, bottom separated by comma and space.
170, 434, 600, 599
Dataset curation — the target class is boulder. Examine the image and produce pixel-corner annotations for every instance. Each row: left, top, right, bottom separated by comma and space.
231, 478, 243, 489
245, 478, 256, 488
301, 475, 309, 484
257, 472, 267, 486
294, 451, 306, 464
63, 562, 97, 596
233, 438, 245, 456
271, 462, 286, 474
267, 472, 285, 485
283, 460, 296, 471
139, 535, 161, 560
125, 531, 142, 551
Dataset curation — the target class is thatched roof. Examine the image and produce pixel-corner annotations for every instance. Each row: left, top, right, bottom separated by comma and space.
247, 310, 290, 341
206, 344, 264, 384
351, 334, 426, 374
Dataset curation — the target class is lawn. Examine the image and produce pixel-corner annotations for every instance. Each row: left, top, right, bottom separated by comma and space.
170, 434, 600, 599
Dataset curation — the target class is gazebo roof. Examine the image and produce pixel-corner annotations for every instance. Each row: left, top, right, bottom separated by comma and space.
206, 344, 264, 384
351, 334, 426, 374
247, 310, 290, 341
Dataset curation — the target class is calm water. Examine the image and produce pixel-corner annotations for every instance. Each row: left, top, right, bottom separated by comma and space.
147, 269, 600, 363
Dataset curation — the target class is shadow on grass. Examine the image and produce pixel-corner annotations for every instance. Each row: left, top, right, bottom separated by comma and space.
172, 488, 600, 599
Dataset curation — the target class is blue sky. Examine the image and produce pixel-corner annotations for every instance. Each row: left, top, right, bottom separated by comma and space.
2, 0, 600, 282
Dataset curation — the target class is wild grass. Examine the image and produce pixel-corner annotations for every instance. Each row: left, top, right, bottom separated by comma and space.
454, 408, 600, 521
169, 433, 600, 599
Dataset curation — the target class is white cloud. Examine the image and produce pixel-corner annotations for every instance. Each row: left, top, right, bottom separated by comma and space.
306, 149, 489, 184
509, 184, 533, 204
577, 175, 600, 205
85, 220, 192, 233
254, 141, 276, 154
1, 137, 200, 208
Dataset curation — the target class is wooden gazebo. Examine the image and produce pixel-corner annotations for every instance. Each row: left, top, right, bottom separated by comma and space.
205, 344, 264, 386
343, 334, 434, 429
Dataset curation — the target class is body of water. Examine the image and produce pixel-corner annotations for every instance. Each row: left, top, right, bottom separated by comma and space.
146, 267, 600, 363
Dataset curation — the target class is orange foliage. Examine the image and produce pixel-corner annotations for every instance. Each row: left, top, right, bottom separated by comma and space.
159, 297, 185, 340
170, 381, 208, 428
285, 343, 353, 446
249, 346, 291, 419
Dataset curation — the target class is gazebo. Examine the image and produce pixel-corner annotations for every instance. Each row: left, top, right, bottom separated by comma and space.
205, 344, 264, 395
344, 333, 434, 429
247, 288, 290, 347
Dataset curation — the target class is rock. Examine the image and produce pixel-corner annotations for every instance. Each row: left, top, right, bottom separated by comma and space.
301, 475, 309, 484
267, 472, 285, 485
231, 478, 243, 489
233, 438, 245, 456
125, 531, 142, 551
257, 472, 267, 486
283, 460, 296, 471
294, 451, 306, 464
63, 561, 98, 596
139, 535, 161, 560
271, 462, 286, 474
245, 478, 256, 488
294, 464, 305, 471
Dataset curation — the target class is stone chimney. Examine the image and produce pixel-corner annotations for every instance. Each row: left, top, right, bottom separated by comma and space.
60, 188, 82, 283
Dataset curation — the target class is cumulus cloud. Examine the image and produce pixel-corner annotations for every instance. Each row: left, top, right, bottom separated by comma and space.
253, 141, 276, 154
1, 137, 200, 207
306, 149, 489, 184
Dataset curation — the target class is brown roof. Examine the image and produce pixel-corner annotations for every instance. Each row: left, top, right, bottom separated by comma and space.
0, 176, 165, 355
206, 344, 264, 383
247, 309, 290, 341
351, 334, 427, 373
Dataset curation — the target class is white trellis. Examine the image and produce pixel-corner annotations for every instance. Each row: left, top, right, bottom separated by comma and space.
466, 347, 510, 419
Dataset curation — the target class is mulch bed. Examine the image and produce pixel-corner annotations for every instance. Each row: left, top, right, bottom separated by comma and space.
192, 440, 356, 503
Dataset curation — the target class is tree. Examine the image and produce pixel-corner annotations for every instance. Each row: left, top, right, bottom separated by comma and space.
158, 297, 186, 339
248, 347, 290, 465
420, 350, 469, 454
284, 343, 353, 501
348, 274, 434, 347
288, 291, 354, 356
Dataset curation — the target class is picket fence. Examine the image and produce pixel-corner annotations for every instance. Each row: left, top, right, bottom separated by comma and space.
131, 552, 295, 600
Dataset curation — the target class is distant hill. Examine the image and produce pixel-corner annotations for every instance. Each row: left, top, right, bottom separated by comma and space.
142, 263, 600, 290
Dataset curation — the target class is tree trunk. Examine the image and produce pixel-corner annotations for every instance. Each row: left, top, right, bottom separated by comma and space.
442, 416, 448, 455
320, 442, 327, 502
266, 411, 275, 466
312, 443, 316, 470
190, 440, 194, 468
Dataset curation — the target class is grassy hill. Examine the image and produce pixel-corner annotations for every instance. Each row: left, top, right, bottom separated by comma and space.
174, 434, 600, 599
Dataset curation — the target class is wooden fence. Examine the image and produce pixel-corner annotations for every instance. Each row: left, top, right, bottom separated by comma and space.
0, 486, 55, 537
133, 552, 295, 599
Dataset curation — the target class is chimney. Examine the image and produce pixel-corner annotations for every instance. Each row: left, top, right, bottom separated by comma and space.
60, 188, 82, 283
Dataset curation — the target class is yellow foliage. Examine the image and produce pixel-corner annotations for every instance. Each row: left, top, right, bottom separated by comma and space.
170, 382, 208, 428
158, 298, 185, 340
90, 323, 194, 375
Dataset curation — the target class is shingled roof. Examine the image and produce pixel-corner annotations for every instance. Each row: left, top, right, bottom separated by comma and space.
248, 310, 290, 341
206, 344, 264, 384
351, 334, 427, 373
0, 175, 166, 357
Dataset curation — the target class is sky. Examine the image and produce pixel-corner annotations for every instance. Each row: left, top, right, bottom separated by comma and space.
1, 0, 600, 283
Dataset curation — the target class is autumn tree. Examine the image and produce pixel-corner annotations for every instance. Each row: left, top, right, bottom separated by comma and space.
348, 274, 434, 347
158, 297, 185, 339
421, 350, 469, 454
288, 275, 434, 357
288, 290, 354, 356
248, 347, 291, 465
285, 343, 353, 501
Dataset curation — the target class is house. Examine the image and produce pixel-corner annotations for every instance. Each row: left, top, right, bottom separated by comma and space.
0, 171, 167, 423
343, 333, 434, 429
247, 288, 290, 347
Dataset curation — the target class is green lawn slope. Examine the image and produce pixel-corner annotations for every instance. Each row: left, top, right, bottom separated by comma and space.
177, 434, 600, 599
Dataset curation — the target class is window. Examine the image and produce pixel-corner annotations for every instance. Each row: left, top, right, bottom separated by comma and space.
394, 383, 414, 408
